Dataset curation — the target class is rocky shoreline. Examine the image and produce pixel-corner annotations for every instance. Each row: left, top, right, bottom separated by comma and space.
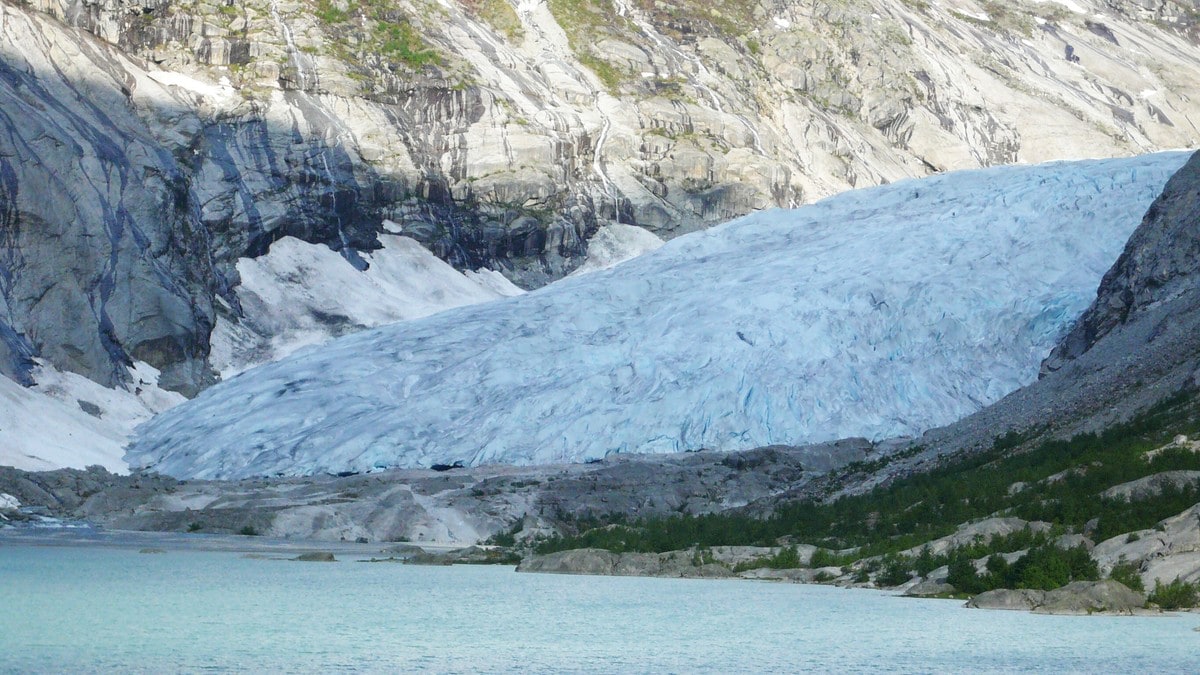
0, 440, 871, 545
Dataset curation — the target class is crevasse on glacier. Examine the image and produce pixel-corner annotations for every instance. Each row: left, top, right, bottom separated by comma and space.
127, 152, 1191, 479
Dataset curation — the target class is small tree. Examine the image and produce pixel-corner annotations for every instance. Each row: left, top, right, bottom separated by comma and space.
1149, 578, 1199, 609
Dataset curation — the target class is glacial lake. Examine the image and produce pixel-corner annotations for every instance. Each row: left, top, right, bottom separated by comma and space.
2, 533, 1199, 673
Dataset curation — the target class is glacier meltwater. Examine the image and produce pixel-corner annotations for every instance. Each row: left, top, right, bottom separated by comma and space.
128, 152, 1191, 479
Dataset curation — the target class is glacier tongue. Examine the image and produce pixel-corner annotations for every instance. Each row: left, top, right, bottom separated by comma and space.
128, 152, 1191, 479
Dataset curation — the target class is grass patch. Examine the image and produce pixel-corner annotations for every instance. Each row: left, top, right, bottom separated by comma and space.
463, 0, 524, 41
632, 0, 758, 38
377, 20, 440, 67
308, 0, 443, 70
315, 0, 348, 24
547, 0, 632, 92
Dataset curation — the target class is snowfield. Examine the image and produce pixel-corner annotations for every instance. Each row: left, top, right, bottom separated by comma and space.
0, 361, 183, 473
128, 152, 1191, 479
210, 233, 524, 378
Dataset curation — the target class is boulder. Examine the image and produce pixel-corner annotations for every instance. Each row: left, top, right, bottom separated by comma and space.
517, 549, 620, 575
968, 580, 1147, 614
966, 589, 1047, 610
1033, 580, 1146, 615
294, 552, 337, 562
905, 579, 957, 597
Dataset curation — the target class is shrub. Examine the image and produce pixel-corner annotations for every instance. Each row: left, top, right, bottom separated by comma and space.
913, 547, 939, 576
238, 525, 260, 536
1149, 578, 1199, 609
810, 548, 850, 569
947, 558, 986, 595
768, 545, 801, 569
1108, 562, 1145, 593
876, 556, 913, 587
1008, 544, 1098, 591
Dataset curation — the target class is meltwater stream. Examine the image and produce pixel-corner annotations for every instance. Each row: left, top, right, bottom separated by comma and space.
1, 542, 1197, 673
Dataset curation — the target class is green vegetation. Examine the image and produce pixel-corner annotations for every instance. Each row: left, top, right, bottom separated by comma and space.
946, 544, 1098, 594
578, 53, 623, 92
732, 545, 802, 573
633, 0, 758, 38
376, 21, 440, 66
1108, 562, 1145, 592
952, 2, 1035, 37
1148, 578, 1200, 609
534, 393, 1200, 579
546, 0, 632, 92
875, 555, 915, 586
238, 525, 260, 536
309, 0, 442, 70
187, 521, 204, 533
463, 0, 524, 41
486, 521, 525, 547
315, 0, 348, 24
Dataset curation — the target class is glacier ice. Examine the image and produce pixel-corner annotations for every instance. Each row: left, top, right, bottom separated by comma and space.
128, 152, 1191, 479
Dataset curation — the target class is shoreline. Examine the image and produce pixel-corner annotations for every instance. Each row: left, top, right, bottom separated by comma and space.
6, 523, 1195, 619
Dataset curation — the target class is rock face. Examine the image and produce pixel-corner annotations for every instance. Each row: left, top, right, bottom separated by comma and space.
3, 0, 1200, 410
1043, 151, 1200, 375
516, 548, 734, 578
899, 517, 1052, 557
1093, 504, 1200, 588
967, 581, 1146, 615
1100, 471, 1200, 501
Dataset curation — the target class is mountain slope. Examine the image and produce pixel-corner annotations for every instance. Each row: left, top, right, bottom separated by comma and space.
4, 0, 1200, 405
127, 152, 1189, 479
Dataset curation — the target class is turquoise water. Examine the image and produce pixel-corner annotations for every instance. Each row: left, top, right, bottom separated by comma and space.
1, 542, 1198, 673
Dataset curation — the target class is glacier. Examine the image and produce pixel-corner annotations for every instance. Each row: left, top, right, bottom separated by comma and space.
127, 152, 1191, 479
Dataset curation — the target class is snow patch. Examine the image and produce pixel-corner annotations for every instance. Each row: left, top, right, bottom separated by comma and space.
0, 362, 183, 473
129, 153, 1191, 479
146, 70, 238, 105
571, 224, 665, 276
0, 493, 19, 510
1031, 0, 1087, 14
210, 234, 523, 377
